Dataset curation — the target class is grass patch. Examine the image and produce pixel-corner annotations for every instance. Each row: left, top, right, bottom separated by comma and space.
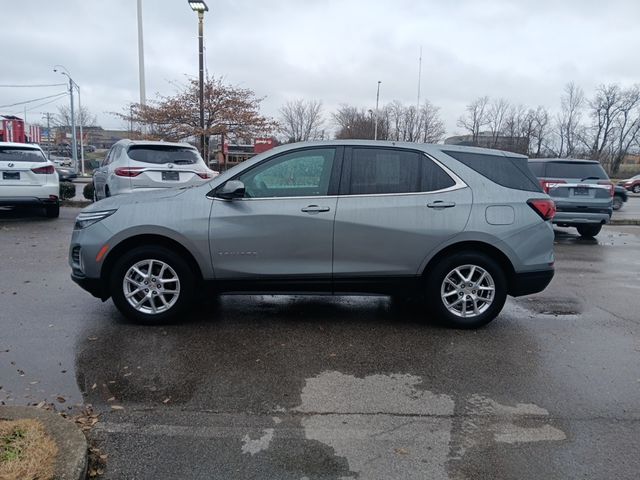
0, 419, 58, 480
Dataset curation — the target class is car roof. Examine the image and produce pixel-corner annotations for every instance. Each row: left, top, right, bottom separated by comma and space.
0, 141, 43, 150
259, 140, 528, 159
115, 139, 197, 149
528, 157, 600, 164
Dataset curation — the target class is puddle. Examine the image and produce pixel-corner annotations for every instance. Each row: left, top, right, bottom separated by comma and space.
515, 296, 582, 316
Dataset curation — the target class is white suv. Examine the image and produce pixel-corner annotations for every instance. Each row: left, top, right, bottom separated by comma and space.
0, 142, 60, 218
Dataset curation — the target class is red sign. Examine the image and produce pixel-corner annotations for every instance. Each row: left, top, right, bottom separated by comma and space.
254, 137, 276, 154
1, 117, 26, 143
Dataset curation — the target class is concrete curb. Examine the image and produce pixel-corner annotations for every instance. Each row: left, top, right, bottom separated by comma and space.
62, 200, 91, 208
0, 406, 87, 480
610, 219, 640, 226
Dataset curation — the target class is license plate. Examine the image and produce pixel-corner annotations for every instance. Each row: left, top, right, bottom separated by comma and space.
574, 187, 590, 196
162, 171, 179, 181
2, 172, 20, 180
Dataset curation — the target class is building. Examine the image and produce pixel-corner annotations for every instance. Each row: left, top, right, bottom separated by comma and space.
209, 136, 278, 170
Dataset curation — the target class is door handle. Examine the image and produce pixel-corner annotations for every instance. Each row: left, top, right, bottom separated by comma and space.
301, 205, 331, 213
427, 201, 456, 209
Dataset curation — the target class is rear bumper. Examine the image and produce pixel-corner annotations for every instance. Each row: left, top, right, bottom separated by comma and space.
0, 196, 59, 207
509, 268, 554, 297
553, 210, 610, 226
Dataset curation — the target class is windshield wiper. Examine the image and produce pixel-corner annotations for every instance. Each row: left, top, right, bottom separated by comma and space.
580, 176, 601, 181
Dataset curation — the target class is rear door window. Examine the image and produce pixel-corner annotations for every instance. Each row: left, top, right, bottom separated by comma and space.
346, 148, 455, 195
0, 147, 46, 163
127, 145, 201, 165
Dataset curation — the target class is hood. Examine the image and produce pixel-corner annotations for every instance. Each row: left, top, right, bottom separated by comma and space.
82, 188, 187, 212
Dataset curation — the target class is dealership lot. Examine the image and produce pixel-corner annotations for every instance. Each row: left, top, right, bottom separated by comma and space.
1, 207, 639, 479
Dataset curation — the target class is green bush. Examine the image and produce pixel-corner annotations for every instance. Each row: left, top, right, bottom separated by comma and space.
83, 182, 95, 201
59, 182, 76, 200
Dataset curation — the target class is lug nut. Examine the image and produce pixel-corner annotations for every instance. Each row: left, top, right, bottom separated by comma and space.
145, 288, 149, 292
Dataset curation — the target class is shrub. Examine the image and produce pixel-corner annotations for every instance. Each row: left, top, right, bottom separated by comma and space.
59, 182, 76, 200
83, 182, 95, 201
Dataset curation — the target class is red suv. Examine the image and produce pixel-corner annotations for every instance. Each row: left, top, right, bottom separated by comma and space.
619, 174, 640, 193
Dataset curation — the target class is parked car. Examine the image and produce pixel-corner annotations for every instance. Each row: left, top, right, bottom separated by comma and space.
70, 142, 555, 328
618, 174, 640, 194
528, 158, 613, 237
0, 142, 60, 217
613, 185, 628, 210
92, 139, 217, 200
55, 166, 78, 182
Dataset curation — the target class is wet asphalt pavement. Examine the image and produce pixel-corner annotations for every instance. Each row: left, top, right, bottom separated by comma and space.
1, 207, 639, 479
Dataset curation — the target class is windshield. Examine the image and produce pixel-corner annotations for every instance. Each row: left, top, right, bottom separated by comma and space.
0, 147, 46, 163
127, 145, 201, 165
545, 162, 608, 180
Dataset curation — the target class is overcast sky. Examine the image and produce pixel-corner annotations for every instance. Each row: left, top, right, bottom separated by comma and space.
1, 0, 639, 137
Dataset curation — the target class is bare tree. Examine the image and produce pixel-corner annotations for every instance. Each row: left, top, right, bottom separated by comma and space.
529, 106, 551, 157
587, 84, 621, 160
418, 100, 446, 143
333, 104, 379, 139
487, 98, 510, 147
54, 105, 97, 132
457, 96, 490, 143
279, 99, 324, 143
609, 85, 640, 173
557, 82, 585, 157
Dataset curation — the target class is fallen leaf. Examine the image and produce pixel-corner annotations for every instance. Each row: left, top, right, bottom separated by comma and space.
91, 383, 97, 390
163, 397, 171, 404
394, 447, 409, 455
111, 405, 124, 410
88, 336, 98, 341
106, 397, 115, 402
56, 396, 66, 403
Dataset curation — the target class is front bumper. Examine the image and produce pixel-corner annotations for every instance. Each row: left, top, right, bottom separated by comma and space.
509, 268, 554, 297
71, 273, 108, 300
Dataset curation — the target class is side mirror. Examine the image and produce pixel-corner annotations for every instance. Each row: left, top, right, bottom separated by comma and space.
216, 180, 245, 200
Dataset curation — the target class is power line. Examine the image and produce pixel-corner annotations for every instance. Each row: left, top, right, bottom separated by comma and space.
0, 83, 66, 88
8, 93, 68, 116
0, 92, 68, 109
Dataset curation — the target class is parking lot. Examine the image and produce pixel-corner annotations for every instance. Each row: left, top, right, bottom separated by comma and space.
1, 206, 639, 479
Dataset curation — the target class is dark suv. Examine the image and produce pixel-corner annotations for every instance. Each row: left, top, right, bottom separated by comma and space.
528, 158, 613, 237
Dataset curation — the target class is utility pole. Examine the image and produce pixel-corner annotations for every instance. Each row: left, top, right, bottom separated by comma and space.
374, 80, 381, 141
137, 0, 146, 106
197, 9, 206, 157
416, 46, 422, 111
42, 112, 53, 159
68, 77, 78, 171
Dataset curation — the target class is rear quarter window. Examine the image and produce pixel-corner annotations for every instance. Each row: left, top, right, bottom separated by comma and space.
443, 150, 541, 192
527, 162, 545, 177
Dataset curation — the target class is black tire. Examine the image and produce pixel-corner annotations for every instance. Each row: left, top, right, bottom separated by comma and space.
612, 196, 623, 211
633, 184, 640, 194
576, 224, 602, 238
92, 183, 98, 202
44, 203, 60, 218
110, 245, 195, 324
426, 252, 507, 329
105, 185, 111, 198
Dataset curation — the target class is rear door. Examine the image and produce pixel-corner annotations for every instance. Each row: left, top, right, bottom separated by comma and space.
332, 147, 472, 280
209, 147, 341, 281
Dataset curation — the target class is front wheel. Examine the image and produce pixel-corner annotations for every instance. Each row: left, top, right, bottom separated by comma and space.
612, 196, 623, 211
426, 252, 507, 329
633, 184, 640, 194
45, 203, 60, 218
110, 246, 195, 324
576, 224, 602, 238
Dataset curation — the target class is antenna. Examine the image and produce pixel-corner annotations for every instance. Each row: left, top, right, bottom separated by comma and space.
416, 46, 422, 111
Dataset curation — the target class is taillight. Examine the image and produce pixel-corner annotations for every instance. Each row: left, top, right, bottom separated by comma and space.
528, 199, 556, 221
196, 171, 212, 179
539, 179, 566, 194
114, 167, 144, 177
598, 181, 614, 197
31, 165, 55, 174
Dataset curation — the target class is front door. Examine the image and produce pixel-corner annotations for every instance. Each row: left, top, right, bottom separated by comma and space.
209, 147, 341, 282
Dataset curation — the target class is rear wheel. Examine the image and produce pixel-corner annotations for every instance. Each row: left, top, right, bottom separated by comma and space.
44, 203, 60, 218
110, 245, 195, 324
426, 252, 507, 329
576, 224, 602, 238
612, 195, 623, 210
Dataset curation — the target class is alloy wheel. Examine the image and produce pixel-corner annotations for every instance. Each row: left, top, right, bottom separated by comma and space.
440, 264, 495, 318
122, 259, 180, 315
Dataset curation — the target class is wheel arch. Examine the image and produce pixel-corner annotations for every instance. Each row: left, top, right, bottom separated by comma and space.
421, 240, 516, 293
100, 234, 204, 293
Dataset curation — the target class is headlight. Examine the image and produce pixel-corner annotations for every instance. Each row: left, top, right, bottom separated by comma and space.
75, 209, 117, 229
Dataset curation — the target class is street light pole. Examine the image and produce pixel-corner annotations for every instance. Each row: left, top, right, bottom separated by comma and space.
77, 86, 85, 175
54, 65, 81, 174
374, 80, 381, 141
188, 1, 209, 159
137, 0, 147, 107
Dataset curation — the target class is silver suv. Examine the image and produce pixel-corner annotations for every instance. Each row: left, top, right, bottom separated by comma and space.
70, 141, 555, 328
93, 139, 216, 200
528, 158, 613, 237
